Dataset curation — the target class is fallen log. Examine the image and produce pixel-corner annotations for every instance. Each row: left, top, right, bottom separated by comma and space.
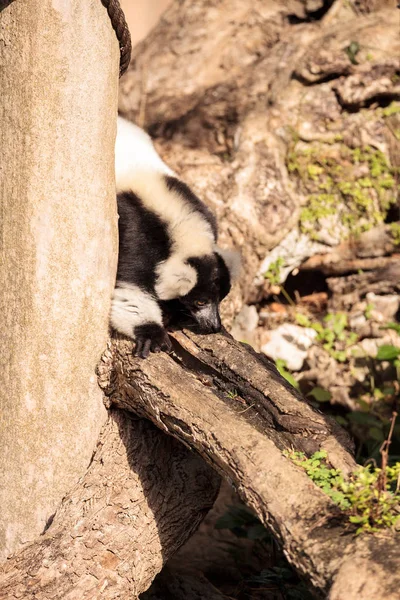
98, 331, 399, 599
1, 332, 400, 599
0, 410, 220, 600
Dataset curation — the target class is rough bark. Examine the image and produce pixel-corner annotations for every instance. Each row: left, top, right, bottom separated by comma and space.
0, 0, 119, 558
0, 409, 220, 599
93, 332, 398, 600
1, 332, 400, 598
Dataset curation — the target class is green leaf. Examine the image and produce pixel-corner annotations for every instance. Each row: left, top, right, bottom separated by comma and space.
276, 360, 299, 390
346, 412, 381, 426
368, 427, 385, 442
382, 322, 400, 335
307, 387, 332, 403
376, 345, 400, 361
295, 313, 311, 327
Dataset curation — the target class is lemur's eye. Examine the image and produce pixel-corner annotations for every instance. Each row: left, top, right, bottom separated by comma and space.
195, 300, 207, 307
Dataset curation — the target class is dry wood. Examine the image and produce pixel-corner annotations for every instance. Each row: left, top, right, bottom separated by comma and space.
327, 260, 400, 310
95, 332, 398, 600
2, 332, 400, 598
300, 225, 400, 276
0, 410, 220, 600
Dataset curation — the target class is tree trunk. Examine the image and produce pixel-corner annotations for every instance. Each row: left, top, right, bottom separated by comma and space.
2, 332, 399, 599
2, 0, 400, 597
0, 409, 220, 599
0, 0, 118, 558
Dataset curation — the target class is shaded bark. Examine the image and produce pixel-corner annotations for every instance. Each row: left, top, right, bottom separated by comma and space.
0, 410, 220, 599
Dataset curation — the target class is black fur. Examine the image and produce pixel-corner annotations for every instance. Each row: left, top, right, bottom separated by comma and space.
186, 254, 231, 303
114, 181, 235, 356
116, 191, 170, 292
134, 323, 172, 358
164, 176, 218, 240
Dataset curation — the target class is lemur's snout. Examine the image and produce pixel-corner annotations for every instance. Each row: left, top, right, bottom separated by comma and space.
194, 304, 221, 334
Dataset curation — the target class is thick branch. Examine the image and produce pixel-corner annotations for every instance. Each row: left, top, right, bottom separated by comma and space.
96, 331, 400, 600
0, 410, 220, 599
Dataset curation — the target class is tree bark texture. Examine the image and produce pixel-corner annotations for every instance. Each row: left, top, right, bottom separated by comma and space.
0, 409, 220, 599
1, 331, 400, 598
0, 0, 119, 558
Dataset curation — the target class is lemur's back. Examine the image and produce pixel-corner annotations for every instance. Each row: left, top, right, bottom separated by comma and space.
116, 192, 171, 293
115, 116, 174, 193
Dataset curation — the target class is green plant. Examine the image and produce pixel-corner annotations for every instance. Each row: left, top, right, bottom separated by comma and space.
382, 101, 400, 118
275, 359, 299, 390
344, 41, 360, 65
264, 257, 284, 285
364, 303, 374, 320
286, 141, 397, 240
284, 426, 400, 535
307, 387, 332, 403
295, 312, 358, 362
382, 322, 400, 335
226, 389, 238, 399
390, 222, 400, 246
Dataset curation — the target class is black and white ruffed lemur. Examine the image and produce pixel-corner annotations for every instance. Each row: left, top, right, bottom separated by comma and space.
111, 116, 240, 358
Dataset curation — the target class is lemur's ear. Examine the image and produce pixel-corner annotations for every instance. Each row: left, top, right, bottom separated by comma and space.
155, 257, 198, 300
215, 247, 241, 281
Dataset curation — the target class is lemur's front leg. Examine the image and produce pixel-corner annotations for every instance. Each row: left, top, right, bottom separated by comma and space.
111, 283, 172, 358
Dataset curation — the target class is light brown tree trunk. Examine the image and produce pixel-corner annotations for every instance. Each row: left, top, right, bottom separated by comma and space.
0, 0, 119, 558
2, 331, 400, 599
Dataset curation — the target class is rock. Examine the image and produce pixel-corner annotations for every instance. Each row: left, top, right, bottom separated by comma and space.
261, 323, 317, 371
230, 305, 259, 344
366, 293, 400, 322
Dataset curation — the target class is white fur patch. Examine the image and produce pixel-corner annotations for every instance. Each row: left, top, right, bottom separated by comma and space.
155, 256, 198, 300
110, 282, 162, 338
115, 117, 174, 192
215, 246, 242, 281
115, 117, 215, 262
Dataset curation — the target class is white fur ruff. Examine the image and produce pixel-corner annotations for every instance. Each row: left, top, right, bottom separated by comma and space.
155, 255, 198, 300
111, 283, 163, 337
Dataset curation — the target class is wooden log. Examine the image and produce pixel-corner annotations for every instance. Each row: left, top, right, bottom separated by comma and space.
0, 410, 220, 600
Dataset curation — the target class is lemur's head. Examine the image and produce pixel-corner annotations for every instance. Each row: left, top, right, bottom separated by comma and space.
161, 248, 241, 334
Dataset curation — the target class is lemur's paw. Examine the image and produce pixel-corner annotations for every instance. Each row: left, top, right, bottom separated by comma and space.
133, 323, 172, 358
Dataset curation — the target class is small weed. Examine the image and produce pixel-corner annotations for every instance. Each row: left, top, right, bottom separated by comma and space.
226, 389, 238, 399
390, 223, 400, 246
344, 41, 360, 65
364, 303, 374, 320
295, 312, 357, 362
275, 359, 299, 390
264, 257, 284, 285
382, 101, 400, 118
284, 418, 400, 535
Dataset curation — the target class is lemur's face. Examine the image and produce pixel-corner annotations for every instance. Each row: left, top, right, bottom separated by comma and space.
163, 253, 231, 334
